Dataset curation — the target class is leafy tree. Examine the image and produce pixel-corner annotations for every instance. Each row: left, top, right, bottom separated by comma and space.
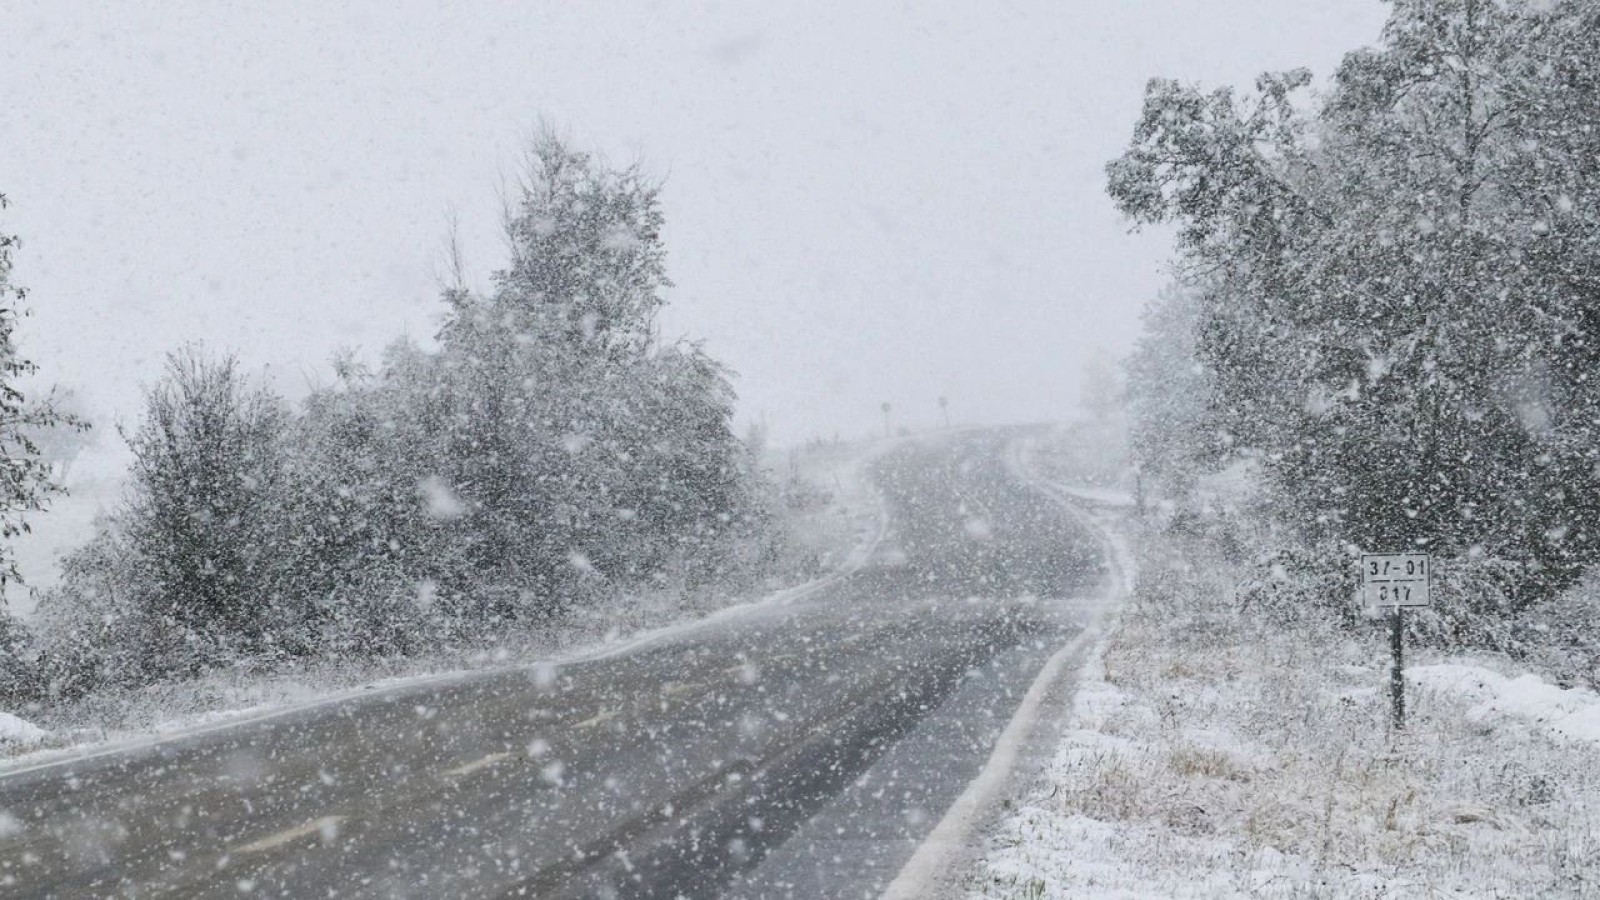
279, 348, 442, 655
493, 129, 669, 358
613, 343, 747, 585
120, 348, 293, 673
1123, 285, 1227, 503
0, 192, 85, 588
1109, 0, 1600, 604
417, 131, 756, 620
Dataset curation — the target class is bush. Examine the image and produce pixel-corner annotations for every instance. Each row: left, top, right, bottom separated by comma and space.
1515, 574, 1600, 690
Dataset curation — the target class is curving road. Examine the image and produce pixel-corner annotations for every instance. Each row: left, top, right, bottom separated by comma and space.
0, 429, 1107, 899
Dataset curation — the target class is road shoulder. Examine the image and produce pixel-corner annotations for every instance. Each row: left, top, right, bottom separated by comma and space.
879, 439, 1132, 900
961, 506, 1600, 898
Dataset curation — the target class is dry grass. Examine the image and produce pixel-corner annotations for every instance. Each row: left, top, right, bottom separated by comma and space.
970, 521, 1600, 899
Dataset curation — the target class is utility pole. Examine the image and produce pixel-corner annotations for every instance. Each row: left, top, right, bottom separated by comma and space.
938, 395, 949, 429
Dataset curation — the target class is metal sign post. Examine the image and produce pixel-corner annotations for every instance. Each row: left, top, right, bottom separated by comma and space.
1361, 553, 1431, 731
1390, 604, 1404, 730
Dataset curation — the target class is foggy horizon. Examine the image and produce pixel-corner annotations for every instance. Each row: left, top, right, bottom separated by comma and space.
6, 1, 1388, 447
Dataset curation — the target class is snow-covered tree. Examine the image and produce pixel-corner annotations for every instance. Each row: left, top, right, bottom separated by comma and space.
1109, 0, 1600, 604
0, 193, 85, 587
278, 346, 442, 655
492, 128, 668, 358
1123, 285, 1227, 503
120, 348, 293, 674
414, 132, 758, 621
1080, 349, 1122, 422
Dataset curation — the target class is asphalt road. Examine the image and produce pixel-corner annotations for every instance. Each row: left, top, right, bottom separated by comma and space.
0, 429, 1105, 899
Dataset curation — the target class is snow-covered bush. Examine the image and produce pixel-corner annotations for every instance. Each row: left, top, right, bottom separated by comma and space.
118, 347, 300, 677
31, 522, 147, 697
1515, 573, 1600, 689
0, 609, 41, 707
28, 133, 782, 701
1405, 554, 1526, 655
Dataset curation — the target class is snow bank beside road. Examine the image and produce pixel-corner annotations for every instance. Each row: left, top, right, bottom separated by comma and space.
1412, 663, 1600, 746
1055, 485, 1134, 508
0, 713, 47, 750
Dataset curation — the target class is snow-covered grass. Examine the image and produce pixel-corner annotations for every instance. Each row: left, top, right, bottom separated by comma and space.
0, 437, 894, 766
766, 435, 886, 577
968, 517, 1600, 898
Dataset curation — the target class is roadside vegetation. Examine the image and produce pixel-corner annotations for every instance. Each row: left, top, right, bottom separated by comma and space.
1117, 0, 1600, 686
0, 134, 843, 748
974, 1, 1600, 895
972, 482, 1598, 897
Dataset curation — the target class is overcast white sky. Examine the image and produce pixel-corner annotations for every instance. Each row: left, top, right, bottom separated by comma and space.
3, 0, 1389, 449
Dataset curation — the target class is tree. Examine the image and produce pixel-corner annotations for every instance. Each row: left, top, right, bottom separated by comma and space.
19, 386, 93, 483
381, 132, 762, 626
491, 128, 669, 359
120, 348, 293, 673
1080, 349, 1122, 422
1123, 285, 1227, 503
278, 346, 442, 656
616, 343, 747, 585
1108, 0, 1600, 604
0, 192, 85, 587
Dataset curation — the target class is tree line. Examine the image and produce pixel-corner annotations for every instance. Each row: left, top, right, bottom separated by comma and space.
0, 134, 787, 702
1116, 0, 1600, 672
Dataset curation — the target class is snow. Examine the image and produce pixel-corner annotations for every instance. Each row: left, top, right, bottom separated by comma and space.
1056, 485, 1134, 508
966, 469, 1600, 898
0, 437, 896, 773
0, 713, 47, 749
1411, 663, 1600, 746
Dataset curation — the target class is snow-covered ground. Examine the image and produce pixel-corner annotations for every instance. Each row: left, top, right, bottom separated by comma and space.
965, 485, 1599, 898
765, 435, 888, 579
1410, 663, 1600, 748
0, 436, 895, 767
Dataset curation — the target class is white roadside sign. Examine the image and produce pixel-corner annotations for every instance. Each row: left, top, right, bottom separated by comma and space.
1361, 553, 1431, 608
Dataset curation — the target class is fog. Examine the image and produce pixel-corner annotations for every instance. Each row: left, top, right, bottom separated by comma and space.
0, 1, 1386, 600
5, 1, 1387, 445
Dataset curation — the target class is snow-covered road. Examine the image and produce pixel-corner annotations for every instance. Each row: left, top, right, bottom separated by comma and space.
0, 429, 1110, 898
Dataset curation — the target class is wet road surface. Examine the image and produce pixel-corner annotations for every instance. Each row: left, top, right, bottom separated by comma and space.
0, 430, 1105, 898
